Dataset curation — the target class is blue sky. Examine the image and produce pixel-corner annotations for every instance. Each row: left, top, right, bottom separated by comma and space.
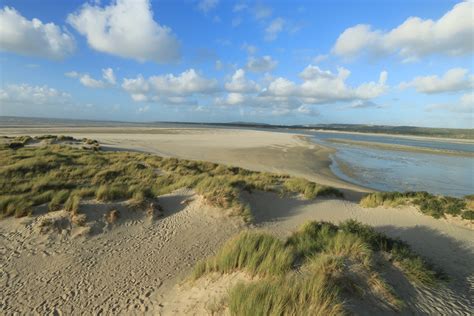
0, 0, 473, 127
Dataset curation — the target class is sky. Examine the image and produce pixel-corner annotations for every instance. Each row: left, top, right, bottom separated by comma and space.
0, 0, 473, 128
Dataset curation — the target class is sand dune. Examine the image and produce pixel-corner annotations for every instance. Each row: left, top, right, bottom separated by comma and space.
1, 126, 473, 314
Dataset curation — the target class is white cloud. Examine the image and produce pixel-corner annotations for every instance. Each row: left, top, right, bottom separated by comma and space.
265, 17, 285, 41
241, 43, 258, 55
225, 69, 260, 93
0, 7, 75, 60
149, 69, 218, 95
312, 54, 328, 63
399, 68, 473, 94
297, 105, 320, 116
65, 71, 80, 78
215, 60, 223, 70
426, 92, 474, 113
264, 65, 388, 104
0, 84, 70, 105
246, 55, 278, 73
226, 92, 246, 105
333, 1, 474, 61
198, 0, 219, 13
253, 4, 272, 20
65, 68, 116, 88
233, 3, 248, 12
79, 74, 106, 88
67, 0, 180, 63
102, 68, 116, 85
122, 69, 219, 102
349, 100, 381, 109
138, 105, 150, 113
232, 17, 242, 27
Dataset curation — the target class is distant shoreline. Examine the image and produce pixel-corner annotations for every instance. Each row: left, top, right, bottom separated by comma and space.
1, 116, 472, 141
309, 129, 474, 145
324, 137, 474, 157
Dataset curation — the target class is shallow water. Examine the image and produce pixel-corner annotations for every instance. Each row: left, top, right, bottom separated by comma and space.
305, 131, 474, 197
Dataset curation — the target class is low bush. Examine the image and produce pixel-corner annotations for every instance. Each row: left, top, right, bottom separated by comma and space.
360, 191, 472, 221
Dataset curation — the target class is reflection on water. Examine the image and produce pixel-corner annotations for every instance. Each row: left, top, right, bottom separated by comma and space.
306, 132, 474, 197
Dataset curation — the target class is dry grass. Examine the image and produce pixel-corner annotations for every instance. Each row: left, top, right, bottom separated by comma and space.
192, 219, 440, 314
105, 209, 120, 224
0, 136, 343, 220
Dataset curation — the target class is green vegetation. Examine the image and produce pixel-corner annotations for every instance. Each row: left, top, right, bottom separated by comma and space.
193, 220, 438, 315
360, 191, 474, 221
192, 231, 294, 279
0, 136, 343, 220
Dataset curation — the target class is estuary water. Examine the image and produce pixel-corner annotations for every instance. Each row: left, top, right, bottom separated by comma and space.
306, 131, 474, 197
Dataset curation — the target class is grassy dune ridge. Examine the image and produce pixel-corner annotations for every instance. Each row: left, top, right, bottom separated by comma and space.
0, 135, 343, 220
360, 191, 474, 221
192, 220, 440, 315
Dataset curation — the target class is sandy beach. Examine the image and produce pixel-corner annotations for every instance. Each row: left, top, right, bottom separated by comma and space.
0, 126, 473, 314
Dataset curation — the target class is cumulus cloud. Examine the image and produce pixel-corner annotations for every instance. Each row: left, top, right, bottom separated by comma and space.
349, 100, 382, 109
426, 92, 474, 113
333, 1, 474, 61
246, 55, 278, 73
65, 68, 116, 88
67, 0, 180, 63
197, 0, 219, 13
0, 84, 70, 105
216, 64, 387, 116
0, 7, 75, 60
122, 69, 219, 102
265, 17, 285, 41
399, 68, 473, 94
264, 65, 388, 104
79, 74, 106, 88
225, 69, 260, 93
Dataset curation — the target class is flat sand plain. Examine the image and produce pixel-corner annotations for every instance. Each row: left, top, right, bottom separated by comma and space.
0, 126, 472, 314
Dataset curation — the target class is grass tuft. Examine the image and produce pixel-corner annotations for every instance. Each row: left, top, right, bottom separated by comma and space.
193, 219, 434, 314
192, 231, 294, 279
360, 191, 473, 221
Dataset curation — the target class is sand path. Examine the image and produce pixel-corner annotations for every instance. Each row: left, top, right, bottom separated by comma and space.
0, 191, 241, 314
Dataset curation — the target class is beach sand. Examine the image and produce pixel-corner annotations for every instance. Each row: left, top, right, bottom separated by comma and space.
0, 126, 472, 314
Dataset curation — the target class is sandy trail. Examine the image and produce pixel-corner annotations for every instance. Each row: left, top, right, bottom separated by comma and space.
1, 126, 473, 314
0, 190, 242, 314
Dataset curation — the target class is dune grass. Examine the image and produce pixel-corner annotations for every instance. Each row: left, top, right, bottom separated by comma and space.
193, 219, 440, 315
360, 191, 473, 221
0, 136, 343, 220
192, 231, 294, 279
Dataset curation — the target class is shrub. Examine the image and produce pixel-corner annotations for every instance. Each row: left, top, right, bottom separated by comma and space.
360, 191, 471, 221
461, 210, 474, 220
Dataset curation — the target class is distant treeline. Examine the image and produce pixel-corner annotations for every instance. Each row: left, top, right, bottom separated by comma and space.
164, 122, 474, 140
1, 116, 472, 140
